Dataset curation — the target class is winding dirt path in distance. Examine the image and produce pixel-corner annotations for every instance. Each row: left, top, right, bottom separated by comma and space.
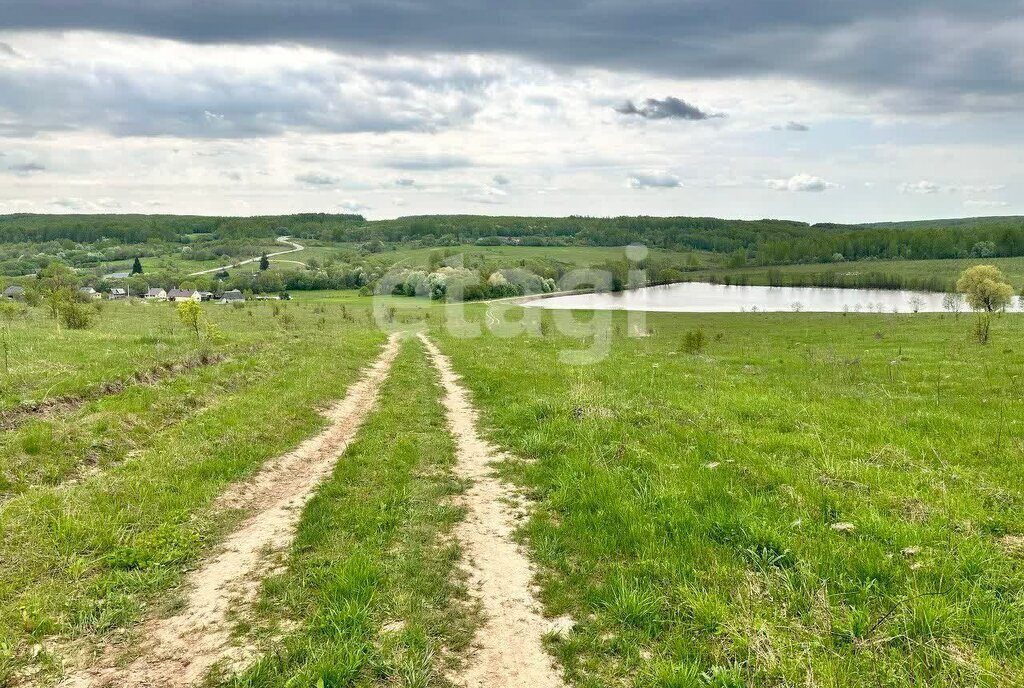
420, 334, 567, 688
58, 333, 402, 688
188, 235, 305, 277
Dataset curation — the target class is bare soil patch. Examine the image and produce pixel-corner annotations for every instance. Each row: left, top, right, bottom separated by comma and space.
56, 334, 401, 688
420, 335, 566, 688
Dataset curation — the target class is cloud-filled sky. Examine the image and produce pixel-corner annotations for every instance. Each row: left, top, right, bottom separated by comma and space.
1, 1, 1022, 222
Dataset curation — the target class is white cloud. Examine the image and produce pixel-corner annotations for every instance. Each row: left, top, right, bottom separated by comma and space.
766, 174, 837, 192
463, 185, 508, 204
899, 180, 943, 194
900, 181, 1006, 195
296, 172, 341, 187
338, 200, 369, 213
964, 199, 1009, 208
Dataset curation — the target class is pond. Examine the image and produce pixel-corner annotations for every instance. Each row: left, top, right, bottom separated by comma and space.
523, 282, 970, 313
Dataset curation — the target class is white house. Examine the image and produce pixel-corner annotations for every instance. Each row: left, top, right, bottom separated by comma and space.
145, 288, 167, 301
167, 288, 201, 302
109, 288, 128, 300
78, 286, 102, 300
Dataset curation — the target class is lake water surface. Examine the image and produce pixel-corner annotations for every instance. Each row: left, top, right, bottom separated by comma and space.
524, 282, 965, 313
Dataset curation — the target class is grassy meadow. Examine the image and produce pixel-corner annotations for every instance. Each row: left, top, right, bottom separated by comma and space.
433, 307, 1024, 687
0, 299, 385, 683
691, 255, 1024, 292
2, 281, 1024, 687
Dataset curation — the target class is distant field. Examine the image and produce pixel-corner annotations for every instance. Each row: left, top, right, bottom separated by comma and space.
691, 256, 1024, 291
365, 244, 714, 269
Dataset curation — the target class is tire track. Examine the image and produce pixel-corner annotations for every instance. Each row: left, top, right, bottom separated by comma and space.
57, 333, 402, 688
420, 334, 567, 688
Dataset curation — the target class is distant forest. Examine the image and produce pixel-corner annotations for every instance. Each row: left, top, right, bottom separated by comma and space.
2, 213, 1023, 266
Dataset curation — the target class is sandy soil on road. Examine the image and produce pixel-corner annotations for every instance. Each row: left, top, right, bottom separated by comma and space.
420, 334, 567, 688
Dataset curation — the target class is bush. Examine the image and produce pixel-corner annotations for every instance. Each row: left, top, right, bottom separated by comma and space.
44, 288, 94, 329
55, 299, 94, 329
683, 329, 706, 354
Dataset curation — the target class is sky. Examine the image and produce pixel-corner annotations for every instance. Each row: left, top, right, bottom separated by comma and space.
0, 1, 1022, 223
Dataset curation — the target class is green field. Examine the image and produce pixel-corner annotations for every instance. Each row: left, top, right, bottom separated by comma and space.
2, 283, 1023, 687
435, 308, 1024, 686
692, 255, 1024, 292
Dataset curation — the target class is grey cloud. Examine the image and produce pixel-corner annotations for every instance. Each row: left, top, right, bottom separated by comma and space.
3, 1, 1019, 111
616, 97, 721, 121
773, 121, 810, 131
7, 161, 46, 175
628, 172, 682, 189
0, 53, 491, 139
492, 174, 511, 186
296, 172, 340, 186
385, 155, 473, 170
394, 178, 417, 187
0, 42, 20, 58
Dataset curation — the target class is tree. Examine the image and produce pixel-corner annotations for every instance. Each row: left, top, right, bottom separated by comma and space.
37, 262, 79, 296
956, 265, 1014, 344
177, 301, 203, 340
131, 257, 144, 275
956, 265, 1014, 312
259, 253, 270, 271
45, 288, 94, 330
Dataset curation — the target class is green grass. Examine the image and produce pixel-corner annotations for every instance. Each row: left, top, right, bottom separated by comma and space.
6, 281, 1024, 687
0, 351, 257, 498
691, 255, 1024, 292
0, 303, 222, 412
433, 307, 1024, 687
225, 336, 472, 688
378, 244, 712, 270
0, 302, 384, 683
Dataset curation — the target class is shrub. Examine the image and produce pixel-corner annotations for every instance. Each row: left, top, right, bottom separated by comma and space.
45, 288, 94, 329
683, 329, 706, 354
55, 299, 94, 330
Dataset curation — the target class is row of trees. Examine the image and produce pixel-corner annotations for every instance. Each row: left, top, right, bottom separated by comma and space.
4, 213, 1024, 270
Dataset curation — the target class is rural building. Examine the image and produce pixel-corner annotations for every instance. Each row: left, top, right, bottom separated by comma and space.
3, 285, 25, 300
219, 289, 245, 304
167, 289, 201, 302
78, 286, 101, 300
145, 288, 167, 300
198, 291, 214, 301
108, 288, 128, 300
104, 271, 132, 280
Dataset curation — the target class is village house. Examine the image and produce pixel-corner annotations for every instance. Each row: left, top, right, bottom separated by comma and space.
78, 286, 102, 300
167, 288, 201, 302
145, 288, 167, 301
219, 289, 245, 304
108, 288, 128, 300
